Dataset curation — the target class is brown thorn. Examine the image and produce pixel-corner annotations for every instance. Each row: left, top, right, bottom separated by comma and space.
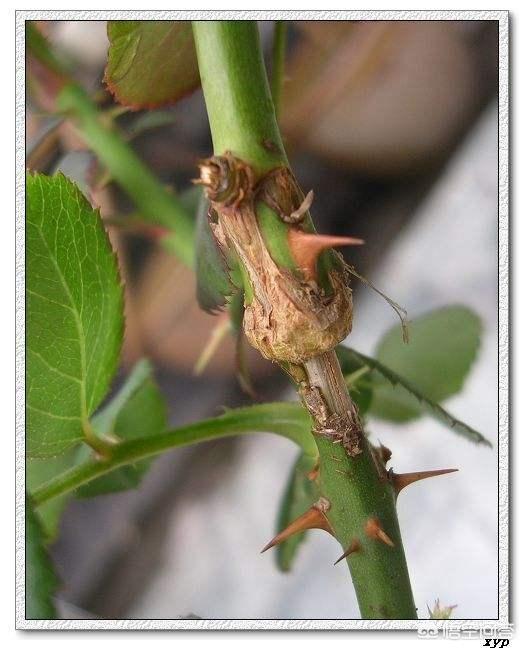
288, 230, 364, 280
392, 468, 458, 496
261, 498, 333, 553
364, 517, 395, 547
334, 538, 361, 565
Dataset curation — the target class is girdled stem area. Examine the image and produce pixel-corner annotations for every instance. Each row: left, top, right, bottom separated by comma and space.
303, 351, 362, 456
192, 19, 418, 620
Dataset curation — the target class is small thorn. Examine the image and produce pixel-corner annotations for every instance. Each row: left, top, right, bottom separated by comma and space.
377, 440, 392, 465
364, 517, 395, 547
288, 230, 364, 279
392, 468, 458, 496
261, 498, 333, 553
334, 538, 361, 565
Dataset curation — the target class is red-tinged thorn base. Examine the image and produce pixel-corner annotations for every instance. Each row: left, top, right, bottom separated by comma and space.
288, 230, 364, 279
364, 517, 395, 547
334, 538, 362, 565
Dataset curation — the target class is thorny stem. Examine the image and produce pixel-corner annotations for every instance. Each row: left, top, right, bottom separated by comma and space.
193, 20, 417, 619
305, 352, 416, 618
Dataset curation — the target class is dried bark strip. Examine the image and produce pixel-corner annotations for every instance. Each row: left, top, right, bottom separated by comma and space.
198, 153, 364, 456
198, 153, 354, 365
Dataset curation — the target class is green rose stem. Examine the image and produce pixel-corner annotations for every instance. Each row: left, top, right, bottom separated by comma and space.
192, 20, 417, 619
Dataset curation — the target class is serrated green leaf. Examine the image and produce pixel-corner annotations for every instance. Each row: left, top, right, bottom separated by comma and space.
345, 347, 490, 446
195, 193, 235, 313
276, 452, 319, 572
105, 21, 199, 109
27, 172, 124, 458
26, 497, 59, 619
75, 360, 168, 497
369, 306, 482, 423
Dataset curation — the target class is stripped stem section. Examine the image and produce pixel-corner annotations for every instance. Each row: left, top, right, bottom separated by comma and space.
302, 350, 362, 456
193, 20, 417, 619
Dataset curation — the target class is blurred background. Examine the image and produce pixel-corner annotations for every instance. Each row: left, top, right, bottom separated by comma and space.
26, 19, 499, 620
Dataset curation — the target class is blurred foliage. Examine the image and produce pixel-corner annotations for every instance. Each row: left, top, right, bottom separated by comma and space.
105, 21, 199, 108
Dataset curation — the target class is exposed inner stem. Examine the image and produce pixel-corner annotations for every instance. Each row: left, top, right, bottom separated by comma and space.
193, 20, 418, 620
303, 350, 363, 456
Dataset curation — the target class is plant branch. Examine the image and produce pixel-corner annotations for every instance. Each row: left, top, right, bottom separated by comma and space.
56, 85, 195, 267
32, 403, 315, 506
304, 351, 416, 618
26, 23, 195, 267
192, 20, 417, 619
193, 21, 288, 175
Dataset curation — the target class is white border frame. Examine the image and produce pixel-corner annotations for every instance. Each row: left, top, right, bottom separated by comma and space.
15, 9, 509, 632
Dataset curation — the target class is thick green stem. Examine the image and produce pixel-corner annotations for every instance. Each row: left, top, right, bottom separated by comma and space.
306, 352, 416, 618
192, 21, 288, 175
192, 20, 417, 619
33, 403, 314, 506
317, 434, 416, 618
56, 84, 195, 267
